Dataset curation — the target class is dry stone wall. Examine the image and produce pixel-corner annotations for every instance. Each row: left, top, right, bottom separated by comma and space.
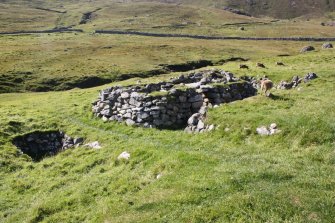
92, 69, 257, 130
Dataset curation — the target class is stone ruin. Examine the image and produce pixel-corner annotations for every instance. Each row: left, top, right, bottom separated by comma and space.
92, 69, 257, 132
12, 131, 84, 161
277, 72, 318, 90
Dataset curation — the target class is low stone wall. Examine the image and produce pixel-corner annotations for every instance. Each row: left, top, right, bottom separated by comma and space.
92, 69, 257, 129
96, 30, 335, 42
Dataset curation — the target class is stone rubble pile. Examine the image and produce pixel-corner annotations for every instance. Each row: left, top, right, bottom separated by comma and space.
92, 69, 257, 132
12, 131, 84, 161
277, 72, 318, 90
184, 112, 215, 134
256, 123, 281, 136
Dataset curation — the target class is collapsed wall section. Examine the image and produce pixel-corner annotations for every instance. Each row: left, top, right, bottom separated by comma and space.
12, 131, 83, 161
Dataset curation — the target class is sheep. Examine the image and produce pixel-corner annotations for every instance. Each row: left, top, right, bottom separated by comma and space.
260, 78, 273, 97
239, 64, 249, 69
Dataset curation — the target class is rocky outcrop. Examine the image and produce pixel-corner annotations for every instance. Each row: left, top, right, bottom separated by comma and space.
92, 69, 257, 131
12, 131, 84, 161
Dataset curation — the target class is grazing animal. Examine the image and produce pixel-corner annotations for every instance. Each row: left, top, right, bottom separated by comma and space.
260, 78, 273, 97
276, 62, 285, 66
239, 64, 249, 69
256, 62, 266, 68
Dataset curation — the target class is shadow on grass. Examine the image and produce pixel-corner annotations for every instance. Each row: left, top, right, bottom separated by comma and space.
268, 94, 291, 101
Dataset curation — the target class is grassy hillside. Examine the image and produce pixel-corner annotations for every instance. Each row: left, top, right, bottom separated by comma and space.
225, 0, 335, 18
1, 49, 335, 222
0, 0, 334, 94
2, 33, 331, 93
1, 1, 335, 222
118, 0, 335, 18
1, 1, 335, 34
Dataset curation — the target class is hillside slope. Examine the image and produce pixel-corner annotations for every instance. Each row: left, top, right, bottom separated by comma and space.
143, 0, 335, 18
225, 0, 335, 18
2, 0, 335, 19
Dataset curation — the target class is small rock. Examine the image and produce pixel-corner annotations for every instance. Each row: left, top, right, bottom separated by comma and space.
269, 128, 281, 135
257, 124, 281, 136
322, 43, 333, 49
84, 141, 102, 149
126, 119, 136, 126
73, 137, 84, 145
197, 120, 205, 130
208, 124, 215, 131
156, 173, 163, 179
118, 151, 130, 160
256, 126, 270, 136
300, 46, 315, 53
102, 116, 109, 122
199, 106, 208, 115
121, 92, 130, 99
187, 113, 201, 126
270, 123, 277, 129
184, 126, 193, 133
304, 72, 318, 81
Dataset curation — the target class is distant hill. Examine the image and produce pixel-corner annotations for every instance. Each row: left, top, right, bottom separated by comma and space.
143, 0, 335, 18
3, 0, 334, 19
224, 0, 335, 19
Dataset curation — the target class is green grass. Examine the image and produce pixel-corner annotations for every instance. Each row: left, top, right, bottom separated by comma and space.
0, 50, 334, 222
1, 0, 334, 94
1, 32, 332, 93
0, 1, 334, 221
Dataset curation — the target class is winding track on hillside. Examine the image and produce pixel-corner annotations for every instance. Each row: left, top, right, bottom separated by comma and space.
1, 29, 335, 42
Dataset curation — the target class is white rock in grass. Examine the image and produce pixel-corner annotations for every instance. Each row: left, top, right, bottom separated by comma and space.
257, 123, 281, 136
269, 123, 277, 130
118, 151, 130, 161
156, 173, 163, 179
102, 116, 109, 122
84, 141, 102, 149
197, 120, 205, 130
208, 124, 215, 131
256, 126, 270, 136
269, 128, 281, 135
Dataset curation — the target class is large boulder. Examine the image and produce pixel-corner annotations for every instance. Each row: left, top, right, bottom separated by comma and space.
322, 43, 333, 49
300, 46, 315, 53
